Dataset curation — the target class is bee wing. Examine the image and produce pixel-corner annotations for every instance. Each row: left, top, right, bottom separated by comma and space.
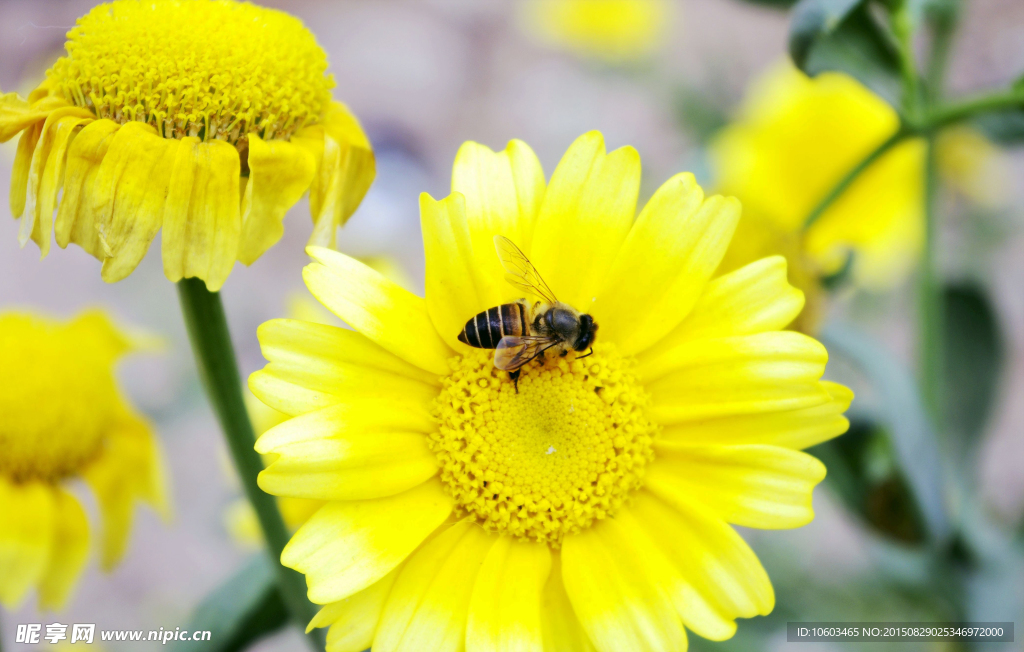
494, 235, 558, 304
494, 335, 558, 371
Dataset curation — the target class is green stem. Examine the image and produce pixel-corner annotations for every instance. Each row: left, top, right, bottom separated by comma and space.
892, 0, 921, 120
926, 90, 1024, 129
918, 136, 943, 423
176, 279, 321, 646
801, 128, 909, 232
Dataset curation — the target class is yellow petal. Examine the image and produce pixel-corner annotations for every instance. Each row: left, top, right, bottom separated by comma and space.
610, 505, 737, 641
308, 565, 402, 652
250, 318, 438, 417
450, 139, 546, 305
374, 520, 495, 652
420, 192, 491, 350
660, 256, 805, 346
304, 247, 453, 375
0, 92, 48, 142
630, 492, 774, 628
639, 332, 831, 424
297, 101, 375, 249
0, 479, 55, 609
529, 131, 640, 308
38, 490, 90, 611
89, 122, 178, 282
83, 407, 169, 569
9, 120, 42, 220
646, 442, 826, 529
467, 537, 551, 652
238, 133, 317, 265
541, 554, 596, 652
258, 429, 438, 501
662, 381, 852, 449
161, 137, 241, 292
27, 111, 94, 257
54, 119, 120, 258
561, 519, 686, 652
282, 479, 452, 604
592, 174, 740, 354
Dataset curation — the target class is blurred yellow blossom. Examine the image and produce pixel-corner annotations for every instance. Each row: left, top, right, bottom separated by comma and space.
710, 61, 926, 291
0, 310, 167, 610
519, 0, 671, 62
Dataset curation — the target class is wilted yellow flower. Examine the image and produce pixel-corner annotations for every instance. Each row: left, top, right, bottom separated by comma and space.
710, 61, 926, 290
519, 0, 671, 62
250, 131, 851, 651
0, 0, 374, 291
0, 310, 167, 610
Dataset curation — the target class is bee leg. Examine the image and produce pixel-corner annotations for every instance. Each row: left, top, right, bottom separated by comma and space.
577, 347, 594, 360
509, 369, 521, 394
560, 349, 568, 357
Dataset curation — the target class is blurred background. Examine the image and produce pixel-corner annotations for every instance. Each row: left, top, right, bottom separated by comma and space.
1, 0, 1022, 650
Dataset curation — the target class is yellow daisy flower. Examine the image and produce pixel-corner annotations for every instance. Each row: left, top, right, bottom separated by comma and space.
250, 131, 852, 651
0, 310, 167, 610
519, 0, 671, 62
0, 0, 374, 292
710, 61, 926, 290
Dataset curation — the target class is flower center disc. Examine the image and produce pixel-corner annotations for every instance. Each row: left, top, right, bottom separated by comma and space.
0, 317, 115, 483
431, 345, 657, 545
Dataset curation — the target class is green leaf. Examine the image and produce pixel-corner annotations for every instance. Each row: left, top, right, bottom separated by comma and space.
171, 554, 290, 652
975, 109, 1024, 145
810, 416, 927, 543
941, 283, 1003, 454
790, 0, 902, 105
820, 324, 952, 544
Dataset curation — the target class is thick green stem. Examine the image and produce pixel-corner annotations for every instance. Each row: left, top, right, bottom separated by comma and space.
918, 137, 943, 423
801, 129, 909, 232
177, 279, 320, 645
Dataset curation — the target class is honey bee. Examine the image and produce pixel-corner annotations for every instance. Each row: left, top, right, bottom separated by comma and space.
457, 235, 598, 391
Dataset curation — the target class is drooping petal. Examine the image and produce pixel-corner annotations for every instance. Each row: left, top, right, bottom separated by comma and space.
304, 247, 453, 375
24, 109, 94, 257
250, 318, 439, 416
638, 331, 831, 424
561, 519, 686, 652
296, 101, 375, 249
0, 92, 65, 142
37, 489, 90, 611
450, 139, 546, 306
54, 119, 120, 259
307, 565, 402, 652
593, 174, 741, 355
258, 428, 438, 502
374, 520, 495, 652
9, 121, 42, 220
88, 122, 179, 282
467, 537, 551, 652
657, 256, 805, 347
540, 554, 596, 652
83, 406, 169, 569
630, 492, 774, 628
282, 479, 452, 604
529, 131, 640, 307
421, 192, 488, 349
646, 442, 827, 529
0, 479, 55, 609
238, 133, 317, 265
161, 137, 241, 292
661, 381, 852, 449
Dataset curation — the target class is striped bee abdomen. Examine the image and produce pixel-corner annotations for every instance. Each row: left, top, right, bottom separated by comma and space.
458, 302, 527, 349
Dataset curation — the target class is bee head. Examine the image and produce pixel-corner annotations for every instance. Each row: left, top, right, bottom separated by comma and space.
573, 314, 597, 351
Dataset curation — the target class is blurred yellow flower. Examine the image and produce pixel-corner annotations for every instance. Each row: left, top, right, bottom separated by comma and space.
519, 0, 671, 62
249, 131, 851, 651
0, 310, 167, 610
710, 61, 926, 290
0, 0, 374, 291
936, 125, 1007, 207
